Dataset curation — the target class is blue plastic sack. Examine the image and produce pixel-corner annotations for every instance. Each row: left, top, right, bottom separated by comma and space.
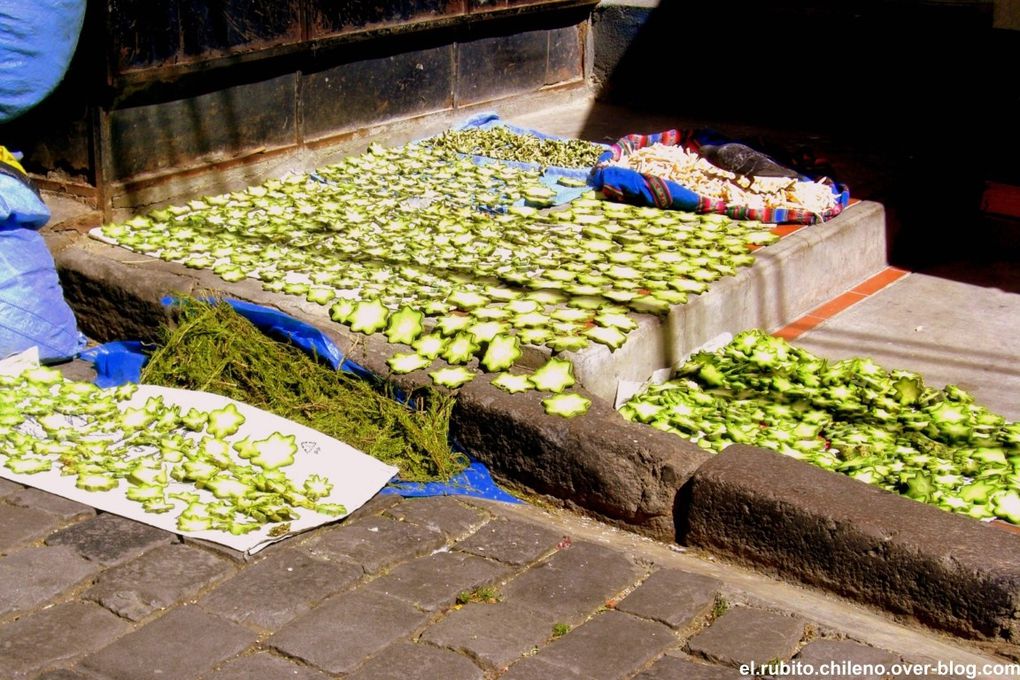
0, 174, 85, 361
0, 228, 85, 361
84, 298, 518, 504
0, 173, 49, 228
0, 0, 86, 122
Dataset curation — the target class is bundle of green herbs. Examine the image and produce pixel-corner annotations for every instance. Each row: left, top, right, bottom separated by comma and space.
140, 297, 466, 482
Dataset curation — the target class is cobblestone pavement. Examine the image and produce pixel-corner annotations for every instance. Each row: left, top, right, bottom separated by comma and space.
0, 482, 1008, 679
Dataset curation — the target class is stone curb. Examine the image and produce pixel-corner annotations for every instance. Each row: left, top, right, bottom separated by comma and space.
679, 445, 1020, 650
451, 375, 710, 540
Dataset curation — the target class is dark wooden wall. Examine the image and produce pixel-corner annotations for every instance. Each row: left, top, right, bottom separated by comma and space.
1, 0, 594, 215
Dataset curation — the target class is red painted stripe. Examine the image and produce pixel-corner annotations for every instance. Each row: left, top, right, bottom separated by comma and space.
851, 267, 908, 296
772, 267, 912, 340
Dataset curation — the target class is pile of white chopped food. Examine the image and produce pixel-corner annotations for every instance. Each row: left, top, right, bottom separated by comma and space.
611, 143, 838, 213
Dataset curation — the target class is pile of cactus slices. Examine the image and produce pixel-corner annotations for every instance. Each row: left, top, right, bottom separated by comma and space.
95, 139, 784, 418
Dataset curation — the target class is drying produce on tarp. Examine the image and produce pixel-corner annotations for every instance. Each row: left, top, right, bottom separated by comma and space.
611, 143, 838, 214
0, 356, 398, 554
620, 329, 1020, 524
141, 298, 465, 483
591, 129, 850, 224
423, 126, 605, 169
92, 137, 791, 417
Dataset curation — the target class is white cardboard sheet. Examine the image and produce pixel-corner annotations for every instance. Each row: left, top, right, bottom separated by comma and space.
1, 373, 398, 555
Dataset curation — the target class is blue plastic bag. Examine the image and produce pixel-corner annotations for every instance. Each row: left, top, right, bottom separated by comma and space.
0, 173, 85, 361
0, 0, 87, 122
0, 172, 48, 228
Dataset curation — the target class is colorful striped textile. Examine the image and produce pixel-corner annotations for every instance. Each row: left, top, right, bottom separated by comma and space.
590, 129, 850, 225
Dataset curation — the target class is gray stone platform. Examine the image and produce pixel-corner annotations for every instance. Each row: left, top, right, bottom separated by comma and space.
565, 200, 887, 402
0, 491, 1007, 679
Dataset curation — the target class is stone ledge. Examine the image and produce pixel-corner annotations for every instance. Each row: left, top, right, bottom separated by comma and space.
680, 445, 1020, 650
565, 201, 888, 402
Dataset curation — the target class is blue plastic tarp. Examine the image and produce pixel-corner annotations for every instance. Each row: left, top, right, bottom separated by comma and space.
82, 298, 518, 504
78, 340, 148, 389
381, 459, 517, 502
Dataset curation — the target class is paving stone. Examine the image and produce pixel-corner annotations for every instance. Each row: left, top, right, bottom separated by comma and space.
0, 503, 62, 552
0, 545, 101, 617
200, 548, 361, 630
795, 639, 901, 680
6, 488, 95, 521
34, 670, 101, 680
180, 536, 246, 563
0, 602, 131, 677
525, 610, 675, 680
634, 654, 743, 680
344, 640, 483, 680
344, 492, 402, 521
301, 515, 446, 574
269, 590, 430, 675
385, 496, 489, 540
455, 517, 563, 566
362, 550, 510, 612
687, 607, 805, 667
501, 540, 641, 624
0, 477, 22, 498
615, 568, 721, 629
204, 651, 332, 680
81, 606, 256, 680
46, 513, 174, 566
421, 601, 550, 669
85, 543, 234, 621
502, 656, 586, 680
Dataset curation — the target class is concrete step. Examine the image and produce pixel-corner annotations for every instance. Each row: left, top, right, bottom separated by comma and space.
786, 265, 1020, 422
556, 200, 888, 403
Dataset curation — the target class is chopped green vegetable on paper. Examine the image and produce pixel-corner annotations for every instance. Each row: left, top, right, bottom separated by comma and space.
249, 432, 297, 469
206, 403, 245, 438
